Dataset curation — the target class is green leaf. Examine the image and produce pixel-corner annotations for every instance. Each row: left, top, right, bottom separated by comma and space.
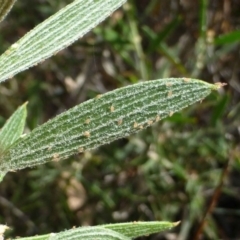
0, 0, 17, 23
0, 102, 27, 181
12, 221, 178, 240
214, 31, 240, 45
104, 221, 179, 238
142, 27, 187, 75
0, 0, 127, 83
14, 226, 130, 240
146, 15, 182, 53
199, 0, 208, 38
0, 102, 27, 151
0, 78, 221, 172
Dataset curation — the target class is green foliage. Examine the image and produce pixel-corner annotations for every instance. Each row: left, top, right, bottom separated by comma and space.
0, 0, 186, 239
0, 102, 27, 181
17, 227, 131, 240
0, 0, 127, 83
214, 31, 240, 45
0, 0, 236, 239
0, 0, 16, 22
0, 78, 218, 172
0, 102, 27, 151
15, 222, 178, 240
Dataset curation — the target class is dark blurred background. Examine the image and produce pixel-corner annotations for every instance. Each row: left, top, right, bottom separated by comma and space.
0, 0, 240, 239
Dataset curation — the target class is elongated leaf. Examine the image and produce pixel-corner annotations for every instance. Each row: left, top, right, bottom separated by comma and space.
13, 221, 178, 240
0, 102, 27, 151
0, 0, 17, 23
199, 0, 208, 38
0, 78, 222, 172
147, 15, 182, 53
0, 102, 27, 181
214, 30, 240, 45
104, 221, 179, 238
14, 227, 130, 240
0, 0, 127, 83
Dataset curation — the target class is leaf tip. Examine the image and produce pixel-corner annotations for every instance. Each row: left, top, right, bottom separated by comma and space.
212, 82, 227, 90
173, 221, 181, 227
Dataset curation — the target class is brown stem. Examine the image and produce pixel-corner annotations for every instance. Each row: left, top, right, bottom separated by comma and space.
193, 156, 231, 240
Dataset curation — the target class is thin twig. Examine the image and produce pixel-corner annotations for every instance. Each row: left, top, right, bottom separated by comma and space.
193, 156, 231, 240
193, 158, 230, 240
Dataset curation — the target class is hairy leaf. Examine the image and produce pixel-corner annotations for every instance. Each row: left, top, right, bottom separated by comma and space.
0, 102, 27, 181
0, 0, 127, 83
0, 78, 222, 172
104, 221, 179, 238
13, 221, 178, 240
0, 0, 16, 23
0, 102, 27, 151
15, 227, 130, 240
